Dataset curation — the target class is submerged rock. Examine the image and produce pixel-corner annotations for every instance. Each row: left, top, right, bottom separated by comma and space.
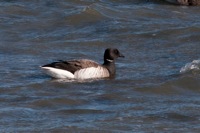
166, 0, 200, 5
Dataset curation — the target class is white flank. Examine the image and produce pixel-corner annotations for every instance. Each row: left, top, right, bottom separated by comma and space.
74, 66, 109, 79
41, 67, 74, 79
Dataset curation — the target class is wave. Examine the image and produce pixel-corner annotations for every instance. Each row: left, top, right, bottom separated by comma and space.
180, 60, 200, 74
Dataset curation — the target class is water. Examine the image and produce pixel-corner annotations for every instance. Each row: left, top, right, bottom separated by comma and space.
1, 0, 200, 132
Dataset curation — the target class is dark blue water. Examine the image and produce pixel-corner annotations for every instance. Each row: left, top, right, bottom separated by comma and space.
1, 0, 200, 132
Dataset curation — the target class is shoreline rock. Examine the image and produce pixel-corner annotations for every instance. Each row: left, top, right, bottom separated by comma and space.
166, 0, 200, 5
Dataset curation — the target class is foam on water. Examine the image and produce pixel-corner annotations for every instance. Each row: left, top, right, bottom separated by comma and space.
180, 60, 200, 73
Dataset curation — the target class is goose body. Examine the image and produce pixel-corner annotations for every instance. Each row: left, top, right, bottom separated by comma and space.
41, 48, 124, 80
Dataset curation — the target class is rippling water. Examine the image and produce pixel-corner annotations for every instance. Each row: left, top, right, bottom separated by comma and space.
1, 0, 200, 132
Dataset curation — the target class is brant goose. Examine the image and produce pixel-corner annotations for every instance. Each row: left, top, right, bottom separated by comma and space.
41, 48, 124, 79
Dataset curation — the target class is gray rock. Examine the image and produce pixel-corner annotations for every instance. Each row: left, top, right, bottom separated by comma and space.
166, 0, 200, 5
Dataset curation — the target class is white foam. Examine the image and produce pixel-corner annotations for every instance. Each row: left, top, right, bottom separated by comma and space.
180, 60, 200, 73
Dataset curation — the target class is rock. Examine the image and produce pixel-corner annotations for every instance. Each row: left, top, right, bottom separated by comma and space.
166, 0, 200, 5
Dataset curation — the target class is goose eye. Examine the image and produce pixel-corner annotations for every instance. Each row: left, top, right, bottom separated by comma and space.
114, 49, 119, 55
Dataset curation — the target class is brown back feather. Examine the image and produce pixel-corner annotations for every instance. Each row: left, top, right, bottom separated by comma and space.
42, 59, 100, 74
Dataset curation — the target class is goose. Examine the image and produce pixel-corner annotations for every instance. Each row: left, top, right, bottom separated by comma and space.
41, 48, 124, 79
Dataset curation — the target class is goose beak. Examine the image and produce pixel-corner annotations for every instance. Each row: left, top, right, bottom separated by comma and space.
119, 53, 125, 58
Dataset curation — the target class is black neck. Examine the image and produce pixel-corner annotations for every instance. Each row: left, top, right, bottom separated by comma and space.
103, 59, 116, 77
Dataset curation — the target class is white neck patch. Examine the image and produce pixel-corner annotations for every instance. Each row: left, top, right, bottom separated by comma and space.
106, 59, 114, 62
